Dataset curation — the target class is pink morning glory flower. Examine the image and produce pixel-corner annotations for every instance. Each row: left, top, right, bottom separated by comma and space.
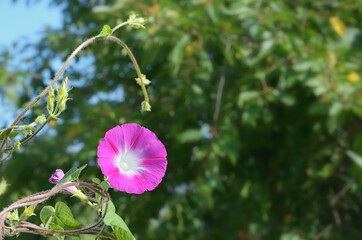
97, 123, 167, 194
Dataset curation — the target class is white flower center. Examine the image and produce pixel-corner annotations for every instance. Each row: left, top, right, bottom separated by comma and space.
115, 150, 140, 176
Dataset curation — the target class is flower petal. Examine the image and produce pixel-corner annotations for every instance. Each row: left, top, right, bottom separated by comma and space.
139, 159, 167, 191
104, 126, 123, 154
108, 172, 146, 194
133, 127, 167, 159
120, 123, 142, 152
97, 138, 117, 159
98, 157, 119, 176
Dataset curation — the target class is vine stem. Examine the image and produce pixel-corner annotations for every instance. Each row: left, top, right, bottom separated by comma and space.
0, 182, 109, 239
107, 35, 149, 103
0, 36, 96, 152
3, 117, 51, 152
0, 26, 150, 154
112, 21, 129, 33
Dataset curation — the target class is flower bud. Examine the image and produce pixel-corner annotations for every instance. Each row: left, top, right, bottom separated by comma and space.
7, 209, 19, 221
57, 77, 69, 103
128, 13, 146, 29
35, 114, 46, 124
135, 74, 151, 86
141, 100, 151, 112
49, 169, 65, 184
47, 88, 55, 114
49, 169, 88, 202
58, 99, 67, 113
14, 139, 21, 150
20, 204, 37, 221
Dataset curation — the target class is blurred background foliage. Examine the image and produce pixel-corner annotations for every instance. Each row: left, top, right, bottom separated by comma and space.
1, 0, 362, 239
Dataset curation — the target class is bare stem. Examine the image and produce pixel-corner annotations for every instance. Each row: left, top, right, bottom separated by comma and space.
106, 35, 150, 104
112, 21, 129, 33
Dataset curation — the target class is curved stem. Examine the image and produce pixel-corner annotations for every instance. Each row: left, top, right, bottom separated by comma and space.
12, 227, 116, 240
0, 36, 97, 152
3, 117, 51, 152
1, 182, 109, 239
106, 35, 150, 104
1, 31, 150, 154
112, 21, 129, 33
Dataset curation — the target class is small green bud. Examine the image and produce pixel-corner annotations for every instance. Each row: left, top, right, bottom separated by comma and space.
57, 76, 69, 103
128, 13, 146, 29
0, 178, 8, 196
58, 99, 67, 113
47, 88, 55, 114
7, 209, 19, 222
35, 114, 46, 125
141, 101, 151, 112
135, 74, 151, 86
21, 125, 36, 137
49, 87, 55, 97
14, 139, 21, 150
20, 204, 37, 221
47, 98, 54, 114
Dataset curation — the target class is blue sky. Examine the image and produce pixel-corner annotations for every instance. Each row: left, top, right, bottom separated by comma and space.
0, 1, 62, 127
0, 2, 124, 128
0, 1, 62, 46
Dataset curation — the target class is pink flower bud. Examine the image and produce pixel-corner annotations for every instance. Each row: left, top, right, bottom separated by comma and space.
49, 169, 77, 194
49, 169, 65, 184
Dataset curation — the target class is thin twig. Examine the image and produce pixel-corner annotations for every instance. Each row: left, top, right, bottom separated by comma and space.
212, 37, 231, 125
330, 184, 351, 206
314, 224, 333, 240
94, 223, 107, 240
3, 117, 51, 152
107, 35, 149, 104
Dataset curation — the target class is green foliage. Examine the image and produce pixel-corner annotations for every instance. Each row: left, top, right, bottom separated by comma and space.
97, 25, 113, 37
40, 205, 56, 226
40, 203, 81, 239
1, 0, 362, 239
103, 200, 134, 240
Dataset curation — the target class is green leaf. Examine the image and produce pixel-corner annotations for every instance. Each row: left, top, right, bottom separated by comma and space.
54, 202, 81, 229
113, 226, 134, 240
0, 178, 8, 196
0, 129, 19, 140
40, 205, 56, 225
178, 129, 203, 143
97, 25, 113, 37
258, 39, 274, 58
103, 200, 134, 240
52, 164, 87, 190
100, 180, 111, 191
238, 91, 259, 107
347, 150, 362, 169
170, 35, 190, 76
92, 177, 101, 184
